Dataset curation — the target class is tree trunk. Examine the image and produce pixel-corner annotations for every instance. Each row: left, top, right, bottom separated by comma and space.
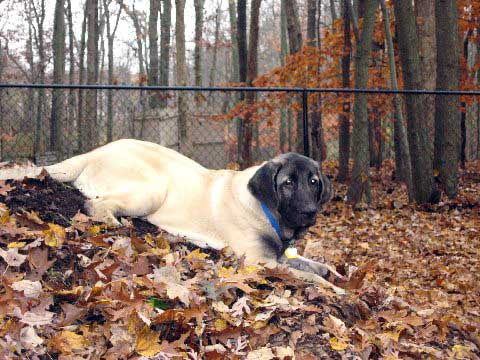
284, 0, 304, 154
148, 0, 160, 107
33, 0, 46, 157
346, 0, 377, 206
379, 0, 413, 200
415, 0, 436, 166
50, 0, 66, 155
279, 0, 288, 153
459, 31, 471, 168
194, 0, 204, 87
159, 0, 171, 107
240, 0, 262, 169
330, 0, 337, 23
478, 17, 480, 160
393, 0, 434, 203
125, 5, 146, 80
228, 0, 240, 163
0, 41, 4, 160
228, 0, 239, 84
236, 0, 247, 164
175, 0, 189, 153
337, 0, 351, 182
25, 5, 35, 137
307, 0, 324, 163
208, 4, 221, 87
434, 0, 460, 198
85, 0, 99, 151
78, 3, 87, 151
104, 0, 122, 142
66, 0, 76, 152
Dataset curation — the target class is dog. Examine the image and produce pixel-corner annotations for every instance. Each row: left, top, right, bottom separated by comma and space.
0, 139, 345, 294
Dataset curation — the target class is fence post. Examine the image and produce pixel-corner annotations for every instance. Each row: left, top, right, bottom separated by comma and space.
302, 89, 310, 157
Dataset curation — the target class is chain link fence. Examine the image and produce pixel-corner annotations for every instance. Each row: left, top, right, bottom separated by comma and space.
0, 84, 479, 168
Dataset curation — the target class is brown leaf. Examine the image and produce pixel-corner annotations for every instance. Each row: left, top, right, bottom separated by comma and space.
0, 248, 27, 267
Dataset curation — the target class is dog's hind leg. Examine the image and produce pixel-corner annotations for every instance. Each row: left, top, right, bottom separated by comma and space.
84, 197, 123, 227
84, 187, 165, 227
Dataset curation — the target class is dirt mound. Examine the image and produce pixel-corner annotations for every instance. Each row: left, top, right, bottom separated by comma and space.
0, 175, 159, 235
1, 175, 86, 227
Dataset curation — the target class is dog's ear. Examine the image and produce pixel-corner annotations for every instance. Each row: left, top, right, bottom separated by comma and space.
248, 161, 282, 210
318, 173, 334, 205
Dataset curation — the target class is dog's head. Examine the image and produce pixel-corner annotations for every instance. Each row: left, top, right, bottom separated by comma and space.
248, 153, 333, 234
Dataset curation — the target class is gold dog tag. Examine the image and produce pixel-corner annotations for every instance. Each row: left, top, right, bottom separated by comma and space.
284, 247, 298, 259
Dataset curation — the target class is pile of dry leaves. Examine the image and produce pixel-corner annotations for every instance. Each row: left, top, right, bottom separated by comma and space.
0, 161, 479, 359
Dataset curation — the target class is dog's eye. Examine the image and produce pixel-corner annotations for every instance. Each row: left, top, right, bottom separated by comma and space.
285, 178, 294, 186
310, 178, 318, 185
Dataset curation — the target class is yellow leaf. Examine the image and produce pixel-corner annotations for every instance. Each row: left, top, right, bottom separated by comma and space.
155, 235, 171, 251
218, 266, 235, 278
0, 208, 10, 225
88, 225, 102, 235
253, 320, 268, 330
451, 344, 472, 357
148, 247, 170, 256
7, 242, 26, 248
56, 286, 84, 297
380, 326, 403, 342
49, 331, 88, 355
186, 248, 209, 260
239, 265, 260, 275
144, 233, 156, 247
214, 318, 227, 332
135, 326, 163, 356
329, 337, 349, 351
43, 224, 66, 247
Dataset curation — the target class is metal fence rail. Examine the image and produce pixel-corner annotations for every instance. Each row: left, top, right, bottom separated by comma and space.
0, 84, 479, 168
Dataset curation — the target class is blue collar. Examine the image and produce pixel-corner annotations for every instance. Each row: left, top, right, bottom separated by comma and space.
260, 203, 281, 239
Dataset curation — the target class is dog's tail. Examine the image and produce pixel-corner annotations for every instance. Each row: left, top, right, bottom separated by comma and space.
0, 154, 89, 183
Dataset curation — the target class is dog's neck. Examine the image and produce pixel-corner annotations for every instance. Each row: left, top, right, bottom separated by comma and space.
231, 166, 300, 248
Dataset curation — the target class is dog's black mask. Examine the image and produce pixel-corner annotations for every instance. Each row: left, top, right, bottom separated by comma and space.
248, 153, 333, 239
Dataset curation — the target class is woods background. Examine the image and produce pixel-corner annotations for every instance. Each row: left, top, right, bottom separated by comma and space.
0, 0, 479, 205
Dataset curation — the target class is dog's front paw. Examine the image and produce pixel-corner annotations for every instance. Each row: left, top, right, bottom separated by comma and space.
309, 262, 345, 284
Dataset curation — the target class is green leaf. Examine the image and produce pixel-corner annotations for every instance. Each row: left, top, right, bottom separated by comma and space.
147, 297, 169, 310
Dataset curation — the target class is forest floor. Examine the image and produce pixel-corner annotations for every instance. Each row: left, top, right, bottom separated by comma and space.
0, 160, 479, 359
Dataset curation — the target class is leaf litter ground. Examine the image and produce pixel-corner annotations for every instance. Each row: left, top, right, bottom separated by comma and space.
0, 160, 479, 359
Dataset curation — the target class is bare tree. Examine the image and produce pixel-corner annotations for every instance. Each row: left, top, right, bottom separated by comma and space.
159, 0, 171, 107
29, 0, 46, 156
103, 0, 122, 141
393, 0, 434, 203
434, 0, 460, 197
415, 0, 436, 166
84, 0, 99, 151
50, 0, 66, 154
78, 4, 87, 151
208, 3, 221, 87
337, 0, 351, 182
175, 0, 189, 153
279, 0, 289, 152
380, 0, 412, 200
346, 0, 377, 205
148, 0, 160, 95
66, 0, 76, 151
307, 0, 325, 163
241, 0, 262, 168
228, 0, 239, 84
124, 3, 146, 81
236, 0, 247, 164
284, 0, 304, 153
194, 0, 205, 87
